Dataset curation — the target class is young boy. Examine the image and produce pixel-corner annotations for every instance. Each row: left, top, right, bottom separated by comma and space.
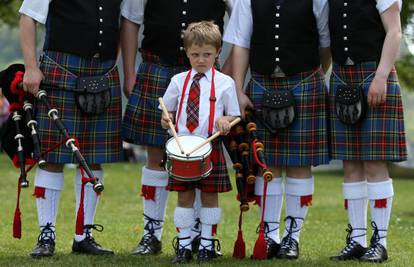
161, 21, 240, 264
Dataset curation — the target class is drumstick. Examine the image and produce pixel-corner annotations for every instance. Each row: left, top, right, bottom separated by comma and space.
186, 117, 241, 156
158, 97, 185, 154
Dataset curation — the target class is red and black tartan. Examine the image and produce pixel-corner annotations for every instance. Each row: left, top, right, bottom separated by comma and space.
36, 51, 122, 164
167, 139, 232, 193
329, 62, 407, 161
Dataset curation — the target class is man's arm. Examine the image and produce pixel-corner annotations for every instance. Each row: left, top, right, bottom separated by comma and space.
120, 17, 140, 98
20, 14, 44, 96
231, 45, 252, 118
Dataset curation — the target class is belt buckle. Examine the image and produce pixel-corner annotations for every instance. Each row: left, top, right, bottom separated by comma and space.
271, 66, 286, 78
345, 57, 354, 66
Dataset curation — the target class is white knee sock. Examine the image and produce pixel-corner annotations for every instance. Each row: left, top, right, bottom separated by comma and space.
283, 176, 314, 242
141, 167, 169, 241
255, 176, 284, 243
174, 207, 195, 250
199, 207, 221, 251
74, 169, 103, 241
367, 179, 394, 248
34, 168, 64, 239
343, 181, 368, 247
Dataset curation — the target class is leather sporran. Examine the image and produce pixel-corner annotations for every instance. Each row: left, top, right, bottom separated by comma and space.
74, 76, 111, 115
260, 89, 295, 130
335, 85, 367, 125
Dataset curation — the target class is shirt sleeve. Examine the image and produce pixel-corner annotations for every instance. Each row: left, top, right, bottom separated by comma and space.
314, 0, 331, 48
223, 79, 241, 116
121, 0, 146, 25
19, 0, 52, 24
376, 0, 402, 13
223, 0, 252, 49
162, 76, 180, 112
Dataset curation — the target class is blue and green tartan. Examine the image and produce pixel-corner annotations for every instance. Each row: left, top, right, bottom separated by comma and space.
36, 51, 122, 164
246, 68, 330, 167
328, 61, 407, 161
122, 52, 188, 147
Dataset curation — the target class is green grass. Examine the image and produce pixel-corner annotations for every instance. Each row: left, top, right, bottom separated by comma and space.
0, 154, 413, 266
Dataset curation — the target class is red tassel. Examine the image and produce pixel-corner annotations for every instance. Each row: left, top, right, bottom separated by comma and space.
13, 207, 22, 239
300, 195, 313, 207
344, 199, 348, 210
33, 187, 46, 198
232, 230, 246, 259
252, 231, 267, 260
212, 224, 217, 236
176, 227, 180, 233
141, 185, 156, 201
75, 180, 86, 235
375, 199, 387, 208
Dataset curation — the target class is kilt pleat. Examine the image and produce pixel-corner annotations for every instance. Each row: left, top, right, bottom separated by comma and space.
122, 55, 188, 147
246, 68, 330, 167
167, 139, 231, 193
36, 51, 122, 164
329, 62, 407, 161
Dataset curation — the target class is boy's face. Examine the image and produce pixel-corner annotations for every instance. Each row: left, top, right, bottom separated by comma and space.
186, 44, 220, 74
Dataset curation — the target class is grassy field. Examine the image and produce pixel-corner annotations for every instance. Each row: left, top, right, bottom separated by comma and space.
0, 154, 413, 266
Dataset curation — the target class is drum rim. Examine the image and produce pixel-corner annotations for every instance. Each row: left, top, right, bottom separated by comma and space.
165, 134, 212, 160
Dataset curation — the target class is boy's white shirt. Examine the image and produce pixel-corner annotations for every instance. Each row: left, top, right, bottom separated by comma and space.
162, 68, 240, 138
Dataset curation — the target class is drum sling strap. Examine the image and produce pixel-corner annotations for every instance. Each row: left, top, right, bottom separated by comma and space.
176, 68, 216, 136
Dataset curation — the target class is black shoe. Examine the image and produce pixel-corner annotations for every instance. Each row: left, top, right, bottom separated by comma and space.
276, 216, 301, 260
132, 214, 163, 255
72, 224, 114, 255
267, 238, 281, 259
330, 224, 367, 261
197, 237, 221, 263
30, 223, 56, 258
172, 236, 193, 264
359, 222, 388, 263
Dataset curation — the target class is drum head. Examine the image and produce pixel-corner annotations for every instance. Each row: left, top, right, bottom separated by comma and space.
166, 134, 212, 160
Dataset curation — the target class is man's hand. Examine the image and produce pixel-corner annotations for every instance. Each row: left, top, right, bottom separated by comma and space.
237, 92, 253, 118
367, 76, 387, 107
123, 74, 136, 98
23, 66, 44, 96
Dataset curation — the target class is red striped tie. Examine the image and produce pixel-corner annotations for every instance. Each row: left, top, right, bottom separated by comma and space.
186, 72, 204, 133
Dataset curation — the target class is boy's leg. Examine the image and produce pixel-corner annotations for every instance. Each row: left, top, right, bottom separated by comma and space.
277, 167, 313, 260
73, 166, 113, 255
255, 174, 284, 259
30, 166, 64, 258
173, 190, 195, 264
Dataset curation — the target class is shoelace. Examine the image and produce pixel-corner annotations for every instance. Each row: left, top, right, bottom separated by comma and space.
257, 221, 280, 246
199, 237, 221, 253
280, 216, 302, 250
172, 236, 192, 255
140, 214, 163, 245
38, 222, 55, 245
340, 224, 366, 254
365, 221, 387, 256
84, 224, 104, 246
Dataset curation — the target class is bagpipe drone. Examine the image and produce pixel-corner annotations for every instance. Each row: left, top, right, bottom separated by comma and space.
0, 64, 104, 238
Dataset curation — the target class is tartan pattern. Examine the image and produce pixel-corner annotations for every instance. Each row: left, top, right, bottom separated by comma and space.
329, 62, 407, 161
122, 51, 188, 147
167, 139, 232, 193
246, 68, 329, 167
36, 51, 122, 164
186, 73, 204, 133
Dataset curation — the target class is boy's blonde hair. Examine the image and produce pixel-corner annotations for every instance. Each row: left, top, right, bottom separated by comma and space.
183, 21, 221, 51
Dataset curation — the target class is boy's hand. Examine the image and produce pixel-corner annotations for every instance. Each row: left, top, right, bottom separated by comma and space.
161, 112, 174, 129
215, 117, 231, 135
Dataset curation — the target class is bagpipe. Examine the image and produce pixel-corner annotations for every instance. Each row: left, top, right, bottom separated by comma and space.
223, 110, 274, 260
0, 64, 104, 238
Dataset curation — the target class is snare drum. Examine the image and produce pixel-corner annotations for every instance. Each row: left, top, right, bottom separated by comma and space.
165, 134, 213, 182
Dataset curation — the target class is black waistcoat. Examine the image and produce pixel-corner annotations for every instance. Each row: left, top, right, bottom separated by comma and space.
250, 0, 320, 76
141, 0, 225, 64
329, 0, 386, 64
44, 0, 122, 60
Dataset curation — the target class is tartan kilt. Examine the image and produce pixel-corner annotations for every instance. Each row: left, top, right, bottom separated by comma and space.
36, 51, 122, 164
246, 68, 329, 167
167, 139, 232, 193
329, 62, 407, 161
122, 52, 188, 147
